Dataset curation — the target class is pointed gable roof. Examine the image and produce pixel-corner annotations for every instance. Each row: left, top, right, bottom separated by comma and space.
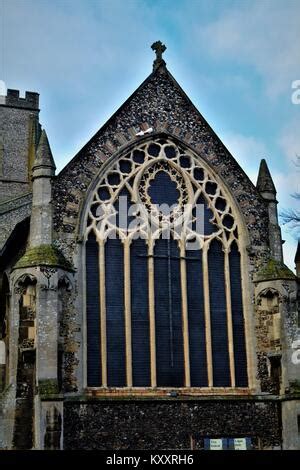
57, 60, 255, 185
53, 44, 269, 250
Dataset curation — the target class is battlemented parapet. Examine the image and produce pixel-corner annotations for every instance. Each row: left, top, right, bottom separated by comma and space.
0, 89, 40, 202
0, 89, 39, 110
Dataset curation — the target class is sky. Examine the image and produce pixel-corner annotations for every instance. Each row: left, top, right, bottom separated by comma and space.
0, 0, 299, 269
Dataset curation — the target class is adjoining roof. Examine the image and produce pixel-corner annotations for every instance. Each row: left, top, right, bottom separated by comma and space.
0, 193, 32, 252
256, 159, 276, 194
0, 192, 32, 216
0, 217, 30, 269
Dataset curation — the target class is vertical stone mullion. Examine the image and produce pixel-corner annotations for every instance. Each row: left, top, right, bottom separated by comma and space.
203, 245, 213, 387
180, 242, 191, 387
148, 240, 157, 388
99, 239, 107, 387
124, 239, 132, 387
224, 248, 236, 388
240, 245, 254, 389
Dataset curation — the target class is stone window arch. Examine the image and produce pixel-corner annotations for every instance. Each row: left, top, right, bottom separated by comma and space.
83, 136, 250, 392
258, 288, 279, 312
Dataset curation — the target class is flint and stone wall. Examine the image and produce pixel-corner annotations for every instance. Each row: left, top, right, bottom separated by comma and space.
0, 90, 39, 203
1, 72, 299, 451
64, 400, 282, 450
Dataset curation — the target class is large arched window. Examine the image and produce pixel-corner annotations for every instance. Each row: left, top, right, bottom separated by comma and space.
84, 137, 248, 390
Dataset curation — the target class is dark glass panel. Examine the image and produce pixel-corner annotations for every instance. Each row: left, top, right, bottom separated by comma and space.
229, 242, 248, 387
208, 239, 230, 386
186, 249, 207, 386
131, 239, 151, 386
154, 239, 184, 387
105, 238, 126, 386
86, 232, 101, 386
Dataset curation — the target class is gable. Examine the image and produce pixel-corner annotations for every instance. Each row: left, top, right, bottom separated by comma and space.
83, 134, 250, 390
0, 193, 32, 253
52, 66, 268, 255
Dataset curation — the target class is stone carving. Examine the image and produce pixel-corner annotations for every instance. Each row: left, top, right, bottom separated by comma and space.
40, 267, 57, 290
151, 40, 167, 70
58, 274, 73, 292
14, 274, 36, 294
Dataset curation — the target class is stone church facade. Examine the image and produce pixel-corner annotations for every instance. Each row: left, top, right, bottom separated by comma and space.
0, 43, 299, 450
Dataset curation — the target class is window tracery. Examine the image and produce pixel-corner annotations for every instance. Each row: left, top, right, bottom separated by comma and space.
86, 138, 239, 246
84, 137, 248, 392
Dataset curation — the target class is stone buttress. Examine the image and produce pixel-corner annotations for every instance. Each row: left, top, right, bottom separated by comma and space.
5, 130, 73, 449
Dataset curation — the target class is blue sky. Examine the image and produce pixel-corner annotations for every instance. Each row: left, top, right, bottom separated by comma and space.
0, 0, 299, 269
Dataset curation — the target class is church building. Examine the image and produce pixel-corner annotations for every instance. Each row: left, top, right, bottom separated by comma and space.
0, 42, 299, 450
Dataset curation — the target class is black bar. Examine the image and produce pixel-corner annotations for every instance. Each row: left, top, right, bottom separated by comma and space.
0, 450, 299, 469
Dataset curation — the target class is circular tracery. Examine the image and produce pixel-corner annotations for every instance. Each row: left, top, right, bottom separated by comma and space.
138, 160, 189, 224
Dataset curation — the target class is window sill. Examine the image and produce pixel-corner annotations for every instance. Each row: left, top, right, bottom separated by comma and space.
84, 387, 251, 399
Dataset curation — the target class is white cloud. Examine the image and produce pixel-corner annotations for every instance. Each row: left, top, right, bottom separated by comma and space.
0, 80, 6, 95
279, 118, 300, 164
196, 0, 300, 98
221, 132, 268, 183
275, 119, 300, 269
277, 118, 300, 207
1, 0, 159, 89
282, 233, 297, 272
220, 130, 298, 270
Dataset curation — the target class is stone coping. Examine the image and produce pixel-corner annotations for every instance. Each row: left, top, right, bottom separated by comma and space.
13, 244, 74, 271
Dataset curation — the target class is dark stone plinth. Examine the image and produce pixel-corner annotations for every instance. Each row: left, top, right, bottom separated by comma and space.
64, 399, 281, 450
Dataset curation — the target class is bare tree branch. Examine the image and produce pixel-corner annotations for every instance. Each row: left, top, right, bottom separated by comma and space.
281, 208, 300, 224
279, 154, 300, 237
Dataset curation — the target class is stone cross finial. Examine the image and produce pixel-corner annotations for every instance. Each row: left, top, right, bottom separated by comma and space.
151, 41, 167, 71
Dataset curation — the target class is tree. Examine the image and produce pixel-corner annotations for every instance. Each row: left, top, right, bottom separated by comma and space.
280, 155, 300, 238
